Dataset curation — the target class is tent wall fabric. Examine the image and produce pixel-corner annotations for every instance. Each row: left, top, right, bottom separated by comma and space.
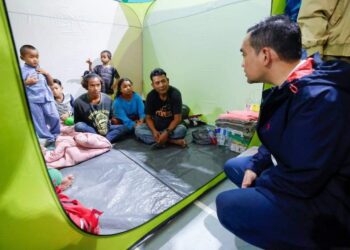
0, 0, 283, 249
142, 0, 270, 124
118, 0, 153, 3
6, 0, 144, 95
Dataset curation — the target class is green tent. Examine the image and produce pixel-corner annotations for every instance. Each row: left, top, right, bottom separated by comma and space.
0, 0, 285, 249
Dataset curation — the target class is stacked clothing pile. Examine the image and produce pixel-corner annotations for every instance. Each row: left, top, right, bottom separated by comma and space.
215, 110, 259, 153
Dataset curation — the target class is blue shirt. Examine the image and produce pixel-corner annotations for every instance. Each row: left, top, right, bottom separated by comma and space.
21, 64, 54, 103
113, 93, 145, 129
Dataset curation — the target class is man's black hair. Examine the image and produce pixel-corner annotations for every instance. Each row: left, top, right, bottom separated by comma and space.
150, 68, 167, 81
81, 73, 104, 90
247, 15, 301, 61
20, 44, 36, 57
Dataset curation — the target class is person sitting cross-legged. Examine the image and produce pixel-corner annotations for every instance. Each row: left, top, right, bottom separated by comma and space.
135, 68, 187, 148
112, 77, 145, 136
74, 73, 127, 143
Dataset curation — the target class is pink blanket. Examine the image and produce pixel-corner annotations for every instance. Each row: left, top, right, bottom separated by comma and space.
43, 126, 112, 169
218, 110, 259, 121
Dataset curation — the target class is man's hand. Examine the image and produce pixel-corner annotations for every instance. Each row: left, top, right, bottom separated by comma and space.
152, 130, 161, 142
242, 169, 257, 188
158, 131, 169, 144
25, 75, 38, 85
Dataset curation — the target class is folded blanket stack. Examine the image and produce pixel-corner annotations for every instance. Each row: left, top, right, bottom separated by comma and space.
215, 110, 259, 152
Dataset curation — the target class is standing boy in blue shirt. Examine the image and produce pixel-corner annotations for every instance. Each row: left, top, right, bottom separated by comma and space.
20, 45, 60, 147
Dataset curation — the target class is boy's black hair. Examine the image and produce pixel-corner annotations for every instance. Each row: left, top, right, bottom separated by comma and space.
116, 78, 134, 97
20, 44, 36, 57
150, 68, 167, 81
81, 73, 104, 90
101, 50, 112, 59
247, 15, 301, 61
53, 79, 62, 86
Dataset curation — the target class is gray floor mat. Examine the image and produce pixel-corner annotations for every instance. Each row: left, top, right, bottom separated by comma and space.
59, 128, 238, 235
115, 128, 238, 196
60, 149, 182, 235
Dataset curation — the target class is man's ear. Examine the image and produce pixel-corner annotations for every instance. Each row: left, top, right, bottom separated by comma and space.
263, 47, 279, 66
261, 47, 272, 65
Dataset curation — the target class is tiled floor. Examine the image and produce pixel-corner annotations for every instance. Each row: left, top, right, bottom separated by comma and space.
135, 179, 261, 250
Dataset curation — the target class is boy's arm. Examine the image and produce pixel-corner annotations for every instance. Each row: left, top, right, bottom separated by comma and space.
111, 68, 120, 92
86, 58, 93, 72
24, 76, 38, 86
21, 69, 38, 86
111, 79, 119, 93
114, 68, 120, 79
37, 68, 54, 86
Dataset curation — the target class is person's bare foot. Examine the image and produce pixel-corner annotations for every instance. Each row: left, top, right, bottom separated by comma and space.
169, 139, 187, 148
59, 174, 74, 191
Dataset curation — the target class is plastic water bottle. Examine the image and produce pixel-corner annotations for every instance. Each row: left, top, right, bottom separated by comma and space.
206, 128, 217, 145
225, 131, 232, 147
217, 128, 226, 146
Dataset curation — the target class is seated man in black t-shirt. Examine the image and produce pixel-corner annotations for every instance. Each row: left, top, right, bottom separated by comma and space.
135, 68, 187, 148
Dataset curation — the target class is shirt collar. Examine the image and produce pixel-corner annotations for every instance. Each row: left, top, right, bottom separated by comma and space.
279, 58, 314, 89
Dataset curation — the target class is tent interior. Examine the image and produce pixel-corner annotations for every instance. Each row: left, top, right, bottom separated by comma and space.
0, 0, 282, 249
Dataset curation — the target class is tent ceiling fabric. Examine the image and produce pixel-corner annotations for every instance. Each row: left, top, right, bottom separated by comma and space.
6, 0, 129, 25
118, 0, 153, 3
120, 2, 153, 25
144, 0, 256, 26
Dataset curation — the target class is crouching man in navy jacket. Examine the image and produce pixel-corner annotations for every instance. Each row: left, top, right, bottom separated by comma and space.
216, 15, 350, 249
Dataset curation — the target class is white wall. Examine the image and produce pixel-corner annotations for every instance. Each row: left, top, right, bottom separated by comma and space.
7, 0, 271, 123
6, 0, 135, 97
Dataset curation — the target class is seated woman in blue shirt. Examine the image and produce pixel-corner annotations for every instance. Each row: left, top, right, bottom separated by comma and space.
112, 78, 145, 134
